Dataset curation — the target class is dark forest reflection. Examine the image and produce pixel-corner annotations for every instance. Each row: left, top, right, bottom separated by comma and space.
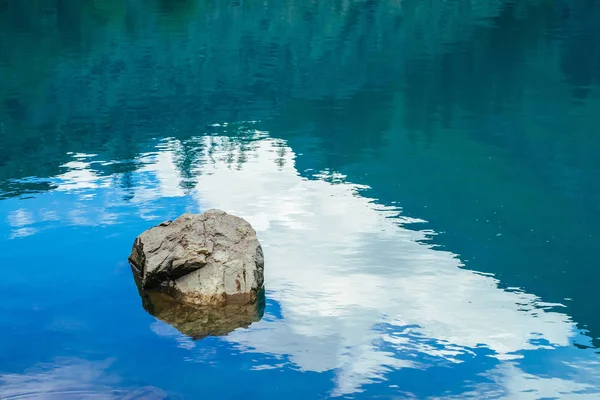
1, 0, 599, 191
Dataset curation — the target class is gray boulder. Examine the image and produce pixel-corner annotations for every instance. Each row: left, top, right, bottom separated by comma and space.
128, 209, 264, 306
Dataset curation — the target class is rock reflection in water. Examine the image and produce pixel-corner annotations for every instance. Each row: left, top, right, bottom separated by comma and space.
132, 268, 265, 340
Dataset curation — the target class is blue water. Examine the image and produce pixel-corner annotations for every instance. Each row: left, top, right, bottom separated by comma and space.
1, 1, 600, 398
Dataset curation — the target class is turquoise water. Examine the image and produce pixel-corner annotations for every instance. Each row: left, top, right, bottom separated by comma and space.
1, 0, 600, 398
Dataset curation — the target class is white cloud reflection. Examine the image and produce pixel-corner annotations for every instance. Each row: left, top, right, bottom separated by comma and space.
111, 134, 594, 397
4, 149, 178, 237
56, 156, 111, 193
4, 134, 596, 397
152, 135, 583, 396
447, 360, 600, 399
0, 358, 167, 400
134, 142, 187, 202
7, 208, 35, 227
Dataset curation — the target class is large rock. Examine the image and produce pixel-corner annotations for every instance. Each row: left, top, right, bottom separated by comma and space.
128, 209, 264, 306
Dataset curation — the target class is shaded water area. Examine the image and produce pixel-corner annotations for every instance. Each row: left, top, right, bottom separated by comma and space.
1, 0, 600, 398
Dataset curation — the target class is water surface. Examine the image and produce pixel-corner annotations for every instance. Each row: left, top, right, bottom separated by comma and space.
1, 1, 600, 398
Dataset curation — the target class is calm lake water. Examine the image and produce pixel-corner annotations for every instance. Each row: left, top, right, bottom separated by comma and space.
1, 1, 600, 398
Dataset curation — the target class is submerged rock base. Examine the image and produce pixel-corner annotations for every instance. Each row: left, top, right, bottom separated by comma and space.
132, 267, 265, 339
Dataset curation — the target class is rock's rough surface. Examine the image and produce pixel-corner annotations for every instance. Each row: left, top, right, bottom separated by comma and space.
128, 209, 264, 306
